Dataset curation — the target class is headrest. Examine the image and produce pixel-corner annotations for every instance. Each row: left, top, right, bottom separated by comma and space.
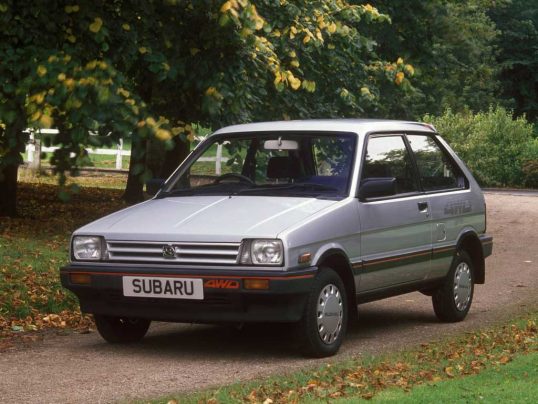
267, 156, 299, 179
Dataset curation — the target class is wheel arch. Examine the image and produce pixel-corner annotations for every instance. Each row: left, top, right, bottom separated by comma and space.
456, 230, 485, 284
315, 248, 358, 321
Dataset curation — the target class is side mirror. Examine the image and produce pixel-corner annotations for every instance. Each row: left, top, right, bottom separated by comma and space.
145, 178, 165, 196
358, 177, 397, 200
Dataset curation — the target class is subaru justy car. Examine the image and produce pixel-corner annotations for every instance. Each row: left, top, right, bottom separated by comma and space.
61, 120, 492, 357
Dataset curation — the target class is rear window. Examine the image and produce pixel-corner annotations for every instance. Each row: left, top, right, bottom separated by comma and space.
407, 134, 466, 191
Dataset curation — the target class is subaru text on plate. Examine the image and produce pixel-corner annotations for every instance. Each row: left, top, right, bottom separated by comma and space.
61, 120, 493, 357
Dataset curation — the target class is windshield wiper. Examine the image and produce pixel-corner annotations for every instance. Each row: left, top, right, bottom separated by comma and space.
285, 183, 339, 192
157, 188, 197, 197
159, 183, 250, 197
160, 182, 340, 198
233, 182, 338, 195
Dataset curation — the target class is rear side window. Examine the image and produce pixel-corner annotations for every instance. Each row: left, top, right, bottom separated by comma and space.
406, 134, 466, 191
362, 135, 419, 194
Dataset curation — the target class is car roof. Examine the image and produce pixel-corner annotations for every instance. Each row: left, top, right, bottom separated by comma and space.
212, 119, 436, 136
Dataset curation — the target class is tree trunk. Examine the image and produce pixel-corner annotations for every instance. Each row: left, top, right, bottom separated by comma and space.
159, 136, 190, 179
0, 115, 27, 217
122, 135, 147, 204
0, 158, 20, 217
122, 72, 153, 204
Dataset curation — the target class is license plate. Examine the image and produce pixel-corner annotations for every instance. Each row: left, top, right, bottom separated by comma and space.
122, 276, 204, 300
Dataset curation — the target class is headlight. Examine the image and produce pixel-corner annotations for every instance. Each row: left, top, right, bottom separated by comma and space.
239, 239, 284, 266
72, 236, 103, 260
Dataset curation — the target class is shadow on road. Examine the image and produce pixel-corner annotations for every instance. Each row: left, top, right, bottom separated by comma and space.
82, 298, 441, 360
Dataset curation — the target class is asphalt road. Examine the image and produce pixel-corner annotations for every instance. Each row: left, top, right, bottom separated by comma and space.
1, 193, 537, 403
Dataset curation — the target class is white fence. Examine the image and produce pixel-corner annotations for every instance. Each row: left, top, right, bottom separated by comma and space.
25, 130, 130, 170
24, 129, 226, 173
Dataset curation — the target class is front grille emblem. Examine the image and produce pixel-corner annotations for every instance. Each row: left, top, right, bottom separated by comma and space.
162, 244, 176, 259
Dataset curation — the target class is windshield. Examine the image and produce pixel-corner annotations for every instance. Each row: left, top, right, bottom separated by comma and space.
162, 132, 356, 198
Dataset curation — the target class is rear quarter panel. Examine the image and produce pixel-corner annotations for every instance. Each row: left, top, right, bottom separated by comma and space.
427, 135, 486, 279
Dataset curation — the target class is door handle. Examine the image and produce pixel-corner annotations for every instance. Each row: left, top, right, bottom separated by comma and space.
417, 201, 429, 212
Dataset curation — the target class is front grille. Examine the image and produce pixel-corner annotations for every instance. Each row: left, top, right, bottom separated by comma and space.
106, 240, 241, 265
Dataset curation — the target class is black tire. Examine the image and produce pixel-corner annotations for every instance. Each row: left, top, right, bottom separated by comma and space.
295, 267, 348, 358
94, 315, 151, 343
432, 250, 474, 322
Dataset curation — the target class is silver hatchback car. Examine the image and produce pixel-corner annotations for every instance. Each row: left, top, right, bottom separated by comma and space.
61, 120, 492, 357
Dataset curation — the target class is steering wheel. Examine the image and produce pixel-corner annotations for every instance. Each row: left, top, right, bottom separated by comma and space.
214, 173, 255, 185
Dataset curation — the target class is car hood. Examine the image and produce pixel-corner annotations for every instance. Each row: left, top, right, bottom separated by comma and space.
75, 195, 339, 242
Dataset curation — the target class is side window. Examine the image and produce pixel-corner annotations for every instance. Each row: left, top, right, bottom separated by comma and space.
362, 135, 419, 194
406, 134, 465, 191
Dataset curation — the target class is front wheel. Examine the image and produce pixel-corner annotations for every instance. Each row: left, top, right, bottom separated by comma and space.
432, 250, 474, 322
94, 315, 151, 343
295, 268, 348, 358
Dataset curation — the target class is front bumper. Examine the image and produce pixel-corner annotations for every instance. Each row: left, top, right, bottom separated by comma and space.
60, 264, 317, 323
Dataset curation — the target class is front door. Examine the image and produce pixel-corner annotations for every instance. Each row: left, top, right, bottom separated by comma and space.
358, 134, 432, 292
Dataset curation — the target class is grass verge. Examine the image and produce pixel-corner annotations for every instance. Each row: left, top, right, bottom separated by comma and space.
364, 351, 538, 403
0, 182, 128, 336
18, 167, 127, 189
149, 313, 537, 404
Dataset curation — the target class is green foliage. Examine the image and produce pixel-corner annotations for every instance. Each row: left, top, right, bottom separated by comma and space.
423, 106, 538, 187
25, 55, 147, 183
522, 140, 538, 188
366, 0, 500, 119
489, 0, 538, 124
0, 1, 159, 187
1, 0, 414, 212
247, 1, 410, 120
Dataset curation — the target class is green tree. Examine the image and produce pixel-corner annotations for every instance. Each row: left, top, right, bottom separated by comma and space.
126, 0, 415, 200
424, 106, 538, 187
489, 0, 538, 124
364, 0, 499, 118
0, 1, 168, 215
0, 0, 412, 216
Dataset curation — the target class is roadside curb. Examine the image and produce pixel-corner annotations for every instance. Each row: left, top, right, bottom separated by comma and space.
483, 188, 538, 196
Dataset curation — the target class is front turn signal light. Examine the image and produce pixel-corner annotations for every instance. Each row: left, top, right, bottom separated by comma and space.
70, 273, 92, 285
244, 279, 269, 290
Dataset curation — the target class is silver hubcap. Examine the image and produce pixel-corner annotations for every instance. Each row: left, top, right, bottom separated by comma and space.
454, 262, 472, 311
316, 284, 343, 344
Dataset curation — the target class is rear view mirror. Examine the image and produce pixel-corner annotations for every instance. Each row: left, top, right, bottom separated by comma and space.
145, 178, 165, 196
264, 139, 299, 151
359, 177, 396, 200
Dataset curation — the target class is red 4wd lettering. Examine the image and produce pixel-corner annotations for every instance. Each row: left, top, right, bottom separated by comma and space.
204, 279, 240, 289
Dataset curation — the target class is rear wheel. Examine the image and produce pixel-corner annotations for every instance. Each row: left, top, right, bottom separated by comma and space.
94, 315, 151, 343
295, 267, 348, 357
432, 250, 474, 322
